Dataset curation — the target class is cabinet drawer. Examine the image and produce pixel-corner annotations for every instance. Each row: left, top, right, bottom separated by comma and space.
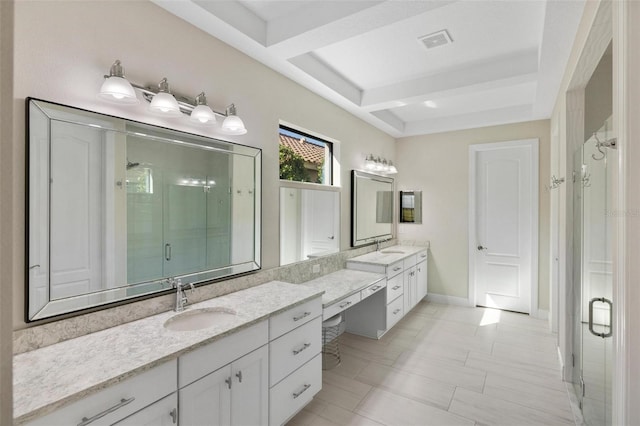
386, 295, 404, 329
403, 254, 417, 269
386, 260, 404, 278
269, 354, 322, 426
360, 280, 386, 301
270, 316, 321, 386
26, 360, 177, 426
270, 297, 322, 340
323, 292, 360, 320
179, 320, 268, 388
386, 273, 403, 302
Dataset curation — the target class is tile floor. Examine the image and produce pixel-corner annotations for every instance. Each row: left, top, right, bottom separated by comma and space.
287, 302, 577, 426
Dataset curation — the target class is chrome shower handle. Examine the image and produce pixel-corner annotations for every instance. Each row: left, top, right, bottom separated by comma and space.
588, 297, 613, 338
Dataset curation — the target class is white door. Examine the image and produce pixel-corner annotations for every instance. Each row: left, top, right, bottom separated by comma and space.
49, 121, 105, 299
470, 139, 538, 314
302, 190, 339, 258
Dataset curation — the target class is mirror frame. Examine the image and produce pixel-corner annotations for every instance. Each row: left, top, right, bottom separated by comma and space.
351, 170, 394, 247
25, 98, 262, 322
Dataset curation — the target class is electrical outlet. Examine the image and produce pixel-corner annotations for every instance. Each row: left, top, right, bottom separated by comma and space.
312, 264, 320, 273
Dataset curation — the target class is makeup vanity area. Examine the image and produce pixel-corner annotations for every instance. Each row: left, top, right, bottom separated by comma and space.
16, 99, 428, 425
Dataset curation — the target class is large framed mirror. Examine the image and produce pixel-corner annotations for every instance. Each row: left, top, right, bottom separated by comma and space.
351, 170, 393, 247
27, 99, 262, 321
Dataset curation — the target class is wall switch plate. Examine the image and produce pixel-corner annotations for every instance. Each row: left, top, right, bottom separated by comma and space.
312, 264, 320, 273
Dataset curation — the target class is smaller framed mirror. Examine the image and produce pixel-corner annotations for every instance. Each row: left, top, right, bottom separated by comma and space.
400, 190, 422, 224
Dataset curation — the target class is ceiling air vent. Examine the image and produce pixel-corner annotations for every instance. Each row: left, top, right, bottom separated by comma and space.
418, 29, 453, 50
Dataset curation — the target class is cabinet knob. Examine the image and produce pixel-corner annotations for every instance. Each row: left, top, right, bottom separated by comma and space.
169, 408, 177, 424
236, 371, 243, 383
225, 377, 232, 389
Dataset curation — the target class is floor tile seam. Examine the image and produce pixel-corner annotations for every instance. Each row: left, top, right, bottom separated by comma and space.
364, 380, 453, 412
446, 387, 479, 425
482, 383, 576, 417
384, 360, 487, 391
484, 371, 575, 399
320, 376, 372, 401
476, 351, 564, 373
452, 387, 579, 424
466, 352, 565, 376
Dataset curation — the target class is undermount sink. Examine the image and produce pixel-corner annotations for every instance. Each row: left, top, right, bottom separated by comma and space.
379, 250, 406, 254
164, 307, 237, 332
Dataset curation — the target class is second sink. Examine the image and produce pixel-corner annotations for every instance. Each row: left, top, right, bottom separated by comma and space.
164, 307, 237, 332
380, 250, 406, 254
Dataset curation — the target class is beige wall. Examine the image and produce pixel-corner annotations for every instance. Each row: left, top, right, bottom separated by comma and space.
11, 0, 395, 329
1, 0, 14, 421
396, 120, 551, 312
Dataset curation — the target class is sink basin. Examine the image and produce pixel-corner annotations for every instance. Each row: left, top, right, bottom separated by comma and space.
164, 307, 237, 332
380, 250, 406, 254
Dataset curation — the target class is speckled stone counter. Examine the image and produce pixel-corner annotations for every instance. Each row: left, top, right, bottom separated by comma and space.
346, 245, 428, 267
301, 269, 385, 307
13, 281, 323, 424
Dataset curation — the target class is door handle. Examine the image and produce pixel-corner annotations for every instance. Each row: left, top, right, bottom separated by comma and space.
588, 297, 613, 338
477, 245, 488, 251
165, 243, 172, 261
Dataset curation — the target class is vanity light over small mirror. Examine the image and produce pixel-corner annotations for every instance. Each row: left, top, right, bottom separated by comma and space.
98, 59, 247, 135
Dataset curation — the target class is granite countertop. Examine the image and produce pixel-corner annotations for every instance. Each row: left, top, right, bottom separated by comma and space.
301, 269, 385, 307
13, 281, 324, 424
346, 245, 429, 267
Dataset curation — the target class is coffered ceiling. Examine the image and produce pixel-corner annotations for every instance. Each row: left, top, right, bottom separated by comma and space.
153, 0, 586, 137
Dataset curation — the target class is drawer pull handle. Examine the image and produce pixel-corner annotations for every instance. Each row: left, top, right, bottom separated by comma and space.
421, 254, 427, 258
339, 301, 352, 309
393, 267, 402, 271
78, 397, 135, 426
392, 285, 401, 290
293, 383, 312, 399
170, 408, 177, 424
236, 370, 243, 383
393, 309, 401, 315
293, 311, 312, 322
293, 342, 311, 355
370, 285, 381, 292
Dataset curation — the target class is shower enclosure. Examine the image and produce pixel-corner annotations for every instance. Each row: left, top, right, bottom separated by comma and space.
572, 118, 614, 425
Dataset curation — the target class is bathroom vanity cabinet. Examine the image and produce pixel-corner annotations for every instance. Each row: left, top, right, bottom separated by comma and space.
17, 282, 323, 426
346, 247, 428, 338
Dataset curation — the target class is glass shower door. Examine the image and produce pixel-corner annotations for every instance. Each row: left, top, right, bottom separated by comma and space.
578, 120, 614, 426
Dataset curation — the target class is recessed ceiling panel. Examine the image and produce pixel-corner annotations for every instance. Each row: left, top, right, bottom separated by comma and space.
388, 81, 538, 122
313, 1, 545, 90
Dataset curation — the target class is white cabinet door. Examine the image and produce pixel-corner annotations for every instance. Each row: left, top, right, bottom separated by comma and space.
416, 260, 428, 302
231, 345, 268, 426
403, 266, 417, 313
114, 393, 178, 426
179, 365, 232, 426
180, 345, 268, 426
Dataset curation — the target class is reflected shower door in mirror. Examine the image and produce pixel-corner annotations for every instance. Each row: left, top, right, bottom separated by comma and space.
27, 99, 261, 321
351, 170, 393, 247
399, 191, 422, 224
279, 187, 339, 266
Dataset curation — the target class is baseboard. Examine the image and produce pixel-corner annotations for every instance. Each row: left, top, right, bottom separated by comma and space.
426, 293, 473, 307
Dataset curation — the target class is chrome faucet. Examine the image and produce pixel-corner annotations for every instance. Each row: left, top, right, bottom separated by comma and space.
169, 278, 194, 312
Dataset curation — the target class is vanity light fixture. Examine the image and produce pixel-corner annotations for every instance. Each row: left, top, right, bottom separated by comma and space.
363, 154, 398, 175
98, 59, 248, 134
98, 60, 139, 104
221, 104, 247, 135
148, 78, 181, 117
189, 93, 216, 125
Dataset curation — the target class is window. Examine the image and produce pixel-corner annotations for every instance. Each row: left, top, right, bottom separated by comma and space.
279, 125, 333, 185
